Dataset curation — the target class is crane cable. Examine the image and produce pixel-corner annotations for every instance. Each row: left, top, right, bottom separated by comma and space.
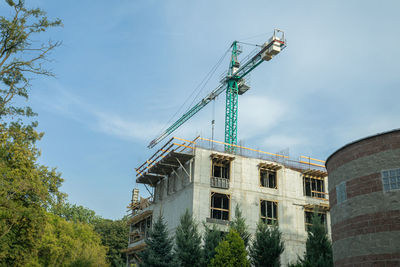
155, 46, 231, 137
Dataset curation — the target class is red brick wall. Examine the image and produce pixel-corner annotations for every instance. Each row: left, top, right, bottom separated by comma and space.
335, 252, 400, 267
331, 210, 400, 242
346, 172, 382, 199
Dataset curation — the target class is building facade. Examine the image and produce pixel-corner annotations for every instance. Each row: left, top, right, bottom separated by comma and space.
126, 137, 331, 266
326, 129, 400, 266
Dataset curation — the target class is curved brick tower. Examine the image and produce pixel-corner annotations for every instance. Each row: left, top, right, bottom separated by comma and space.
326, 129, 400, 266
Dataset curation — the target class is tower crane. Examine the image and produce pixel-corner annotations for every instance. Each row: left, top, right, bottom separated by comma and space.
148, 29, 286, 150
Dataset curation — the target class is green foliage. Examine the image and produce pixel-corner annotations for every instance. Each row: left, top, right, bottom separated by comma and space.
94, 217, 129, 267
303, 212, 333, 267
139, 215, 175, 267
37, 212, 108, 267
174, 209, 202, 267
202, 224, 224, 266
229, 204, 251, 248
0, 0, 62, 118
209, 229, 250, 267
292, 212, 333, 267
0, 122, 65, 266
249, 221, 284, 267
50, 202, 102, 224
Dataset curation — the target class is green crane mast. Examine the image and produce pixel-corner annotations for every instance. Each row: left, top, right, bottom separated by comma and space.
148, 29, 286, 150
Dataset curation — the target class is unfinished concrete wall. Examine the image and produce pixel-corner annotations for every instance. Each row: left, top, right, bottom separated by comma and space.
151, 159, 194, 234
134, 147, 330, 266
191, 148, 331, 266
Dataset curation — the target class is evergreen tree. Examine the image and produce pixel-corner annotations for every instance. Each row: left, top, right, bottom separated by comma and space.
303, 212, 333, 267
249, 221, 284, 267
209, 229, 250, 267
174, 209, 202, 267
139, 215, 175, 267
202, 224, 223, 266
229, 204, 251, 248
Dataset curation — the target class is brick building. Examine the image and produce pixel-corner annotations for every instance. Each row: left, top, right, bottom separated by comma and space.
326, 129, 400, 266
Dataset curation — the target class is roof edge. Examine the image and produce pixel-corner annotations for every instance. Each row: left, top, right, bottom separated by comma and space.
326, 128, 400, 167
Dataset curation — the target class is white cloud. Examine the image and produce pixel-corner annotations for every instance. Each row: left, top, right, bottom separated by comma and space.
238, 95, 286, 139
93, 111, 163, 142
262, 135, 306, 150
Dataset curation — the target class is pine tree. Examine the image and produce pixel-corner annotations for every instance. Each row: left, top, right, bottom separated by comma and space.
175, 209, 202, 267
202, 223, 223, 266
139, 215, 175, 267
229, 204, 251, 248
209, 229, 250, 267
249, 221, 284, 267
302, 212, 333, 267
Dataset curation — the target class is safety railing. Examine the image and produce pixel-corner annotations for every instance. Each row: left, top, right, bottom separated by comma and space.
136, 136, 326, 178
136, 136, 198, 178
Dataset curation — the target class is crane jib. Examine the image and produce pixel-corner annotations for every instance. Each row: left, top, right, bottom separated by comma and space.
148, 30, 286, 148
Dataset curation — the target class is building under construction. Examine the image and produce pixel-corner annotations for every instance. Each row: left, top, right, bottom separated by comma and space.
125, 137, 330, 266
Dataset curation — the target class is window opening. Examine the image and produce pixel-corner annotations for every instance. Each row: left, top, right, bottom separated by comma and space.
212, 160, 230, 179
260, 200, 278, 225
336, 181, 347, 204
382, 168, 400, 192
304, 211, 326, 231
303, 176, 326, 199
129, 216, 152, 244
260, 169, 277, 188
210, 192, 230, 221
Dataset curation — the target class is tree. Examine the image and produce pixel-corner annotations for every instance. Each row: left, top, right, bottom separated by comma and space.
249, 221, 284, 267
302, 212, 333, 267
94, 217, 129, 267
139, 215, 175, 267
290, 212, 333, 267
50, 202, 102, 225
202, 224, 224, 266
229, 204, 251, 248
37, 212, 108, 267
0, 0, 62, 118
209, 229, 250, 267
0, 122, 65, 266
174, 209, 202, 267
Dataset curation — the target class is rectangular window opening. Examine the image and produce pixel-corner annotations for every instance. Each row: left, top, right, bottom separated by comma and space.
303, 176, 326, 199
210, 193, 230, 221
304, 211, 326, 231
260, 169, 277, 188
382, 168, 400, 192
212, 160, 230, 179
260, 200, 278, 225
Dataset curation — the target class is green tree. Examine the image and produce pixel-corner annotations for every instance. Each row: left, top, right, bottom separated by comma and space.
0, 0, 62, 118
209, 229, 250, 267
229, 204, 251, 248
139, 215, 175, 267
303, 212, 333, 267
38, 212, 108, 267
0, 122, 64, 266
290, 212, 333, 267
94, 217, 129, 267
50, 202, 102, 225
175, 209, 202, 267
202, 224, 224, 266
249, 221, 284, 267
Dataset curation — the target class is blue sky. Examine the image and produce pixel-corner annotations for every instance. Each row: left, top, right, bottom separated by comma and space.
1, 0, 399, 219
